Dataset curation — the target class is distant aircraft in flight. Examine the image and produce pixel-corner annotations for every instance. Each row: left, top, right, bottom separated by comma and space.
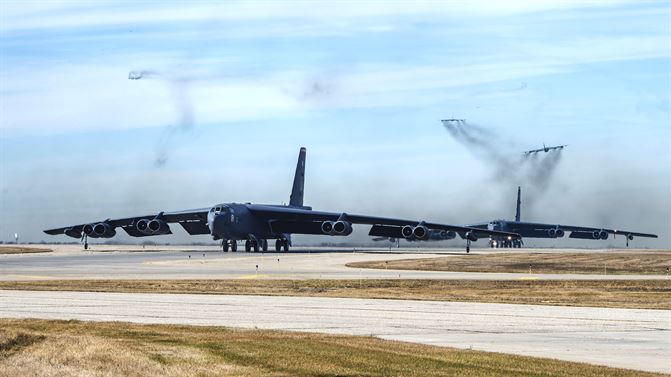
44, 148, 519, 253
523, 143, 567, 156
467, 187, 657, 248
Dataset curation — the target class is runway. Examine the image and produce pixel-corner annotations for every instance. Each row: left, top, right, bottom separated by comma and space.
1, 289, 669, 373
1, 244, 667, 281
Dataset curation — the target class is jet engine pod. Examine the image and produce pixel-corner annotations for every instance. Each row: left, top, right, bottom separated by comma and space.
599, 230, 608, 240
555, 229, 565, 238
547, 228, 557, 238
412, 225, 429, 240
321, 221, 334, 234
445, 230, 457, 240
464, 231, 478, 242
401, 225, 414, 239
592, 230, 601, 239
147, 219, 171, 235
82, 224, 95, 236
93, 223, 116, 238
136, 219, 149, 232
627, 234, 634, 241
333, 221, 353, 236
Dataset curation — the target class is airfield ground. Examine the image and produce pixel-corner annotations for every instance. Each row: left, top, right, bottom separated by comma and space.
347, 251, 671, 275
1, 279, 669, 309
1, 245, 669, 374
0, 246, 52, 254
0, 319, 659, 377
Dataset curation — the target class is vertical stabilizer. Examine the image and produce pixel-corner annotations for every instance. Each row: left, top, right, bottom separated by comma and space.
289, 147, 306, 207
515, 186, 521, 222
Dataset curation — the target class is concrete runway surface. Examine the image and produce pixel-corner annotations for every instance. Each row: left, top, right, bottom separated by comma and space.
1, 289, 669, 373
1, 244, 667, 281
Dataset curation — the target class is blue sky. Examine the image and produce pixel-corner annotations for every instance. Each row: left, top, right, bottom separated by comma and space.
1, 1, 669, 246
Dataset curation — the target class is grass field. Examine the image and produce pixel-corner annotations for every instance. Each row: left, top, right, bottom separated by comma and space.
347, 252, 671, 275
0, 246, 52, 254
1, 279, 669, 309
0, 319, 662, 377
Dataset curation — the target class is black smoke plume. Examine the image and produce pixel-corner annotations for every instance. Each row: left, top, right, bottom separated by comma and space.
441, 119, 564, 215
128, 70, 194, 167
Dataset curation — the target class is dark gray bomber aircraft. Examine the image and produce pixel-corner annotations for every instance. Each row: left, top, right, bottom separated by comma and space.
468, 187, 658, 248
45, 148, 520, 253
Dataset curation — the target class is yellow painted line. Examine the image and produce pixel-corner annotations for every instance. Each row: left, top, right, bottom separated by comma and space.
238, 274, 272, 280
6, 275, 54, 280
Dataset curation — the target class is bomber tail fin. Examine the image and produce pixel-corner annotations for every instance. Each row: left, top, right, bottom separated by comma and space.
289, 147, 306, 207
515, 186, 521, 222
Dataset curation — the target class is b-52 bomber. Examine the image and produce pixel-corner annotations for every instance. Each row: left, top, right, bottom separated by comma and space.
372, 228, 457, 247
523, 143, 567, 156
468, 187, 658, 248
44, 148, 519, 253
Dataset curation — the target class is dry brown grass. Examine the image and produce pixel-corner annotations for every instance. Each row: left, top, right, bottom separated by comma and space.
1, 279, 669, 309
0, 318, 662, 377
348, 252, 671, 275
0, 246, 52, 254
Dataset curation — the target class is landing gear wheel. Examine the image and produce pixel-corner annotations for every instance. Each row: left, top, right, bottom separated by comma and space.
282, 239, 290, 252
245, 240, 252, 252
84, 242, 89, 250
231, 240, 237, 252
275, 239, 282, 252
261, 239, 268, 252
223, 240, 229, 252
252, 241, 259, 253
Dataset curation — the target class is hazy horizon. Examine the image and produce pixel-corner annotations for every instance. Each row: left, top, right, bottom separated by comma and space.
1, 1, 669, 248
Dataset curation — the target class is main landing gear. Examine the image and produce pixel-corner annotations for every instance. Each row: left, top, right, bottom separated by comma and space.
489, 239, 522, 248
275, 238, 290, 252
244, 239, 269, 252
222, 239, 271, 253
222, 239, 238, 252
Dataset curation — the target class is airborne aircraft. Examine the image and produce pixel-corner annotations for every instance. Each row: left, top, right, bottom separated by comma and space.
523, 143, 567, 156
44, 148, 519, 253
468, 187, 658, 248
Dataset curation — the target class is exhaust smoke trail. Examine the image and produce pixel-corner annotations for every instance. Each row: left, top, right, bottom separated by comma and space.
441, 119, 565, 215
128, 70, 194, 167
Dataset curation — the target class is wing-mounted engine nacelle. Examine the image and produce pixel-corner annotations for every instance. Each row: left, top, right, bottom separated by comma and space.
92, 222, 116, 238
401, 225, 414, 239
464, 231, 478, 242
412, 225, 430, 240
592, 230, 608, 240
136, 218, 171, 235
321, 220, 353, 236
437, 230, 457, 240
400, 224, 430, 240
333, 221, 353, 236
547, 228, 565, 238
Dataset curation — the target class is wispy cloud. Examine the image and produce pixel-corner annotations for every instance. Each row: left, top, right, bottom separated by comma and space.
1, 1, 669, 245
